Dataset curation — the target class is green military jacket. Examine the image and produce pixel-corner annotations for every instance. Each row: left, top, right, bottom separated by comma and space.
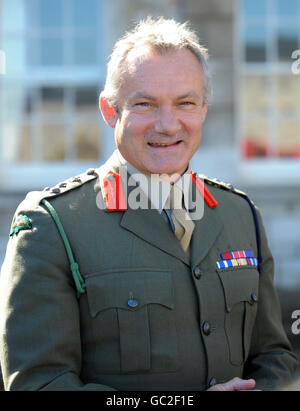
0, 152, 298, 391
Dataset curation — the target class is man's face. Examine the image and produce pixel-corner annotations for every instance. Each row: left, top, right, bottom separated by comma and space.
111, 48, 208, 176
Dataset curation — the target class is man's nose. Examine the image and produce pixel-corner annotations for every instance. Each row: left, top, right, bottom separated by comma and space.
154, 107, 181, 135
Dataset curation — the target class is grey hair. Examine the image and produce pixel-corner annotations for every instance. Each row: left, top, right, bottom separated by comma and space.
102, 17, 212, 108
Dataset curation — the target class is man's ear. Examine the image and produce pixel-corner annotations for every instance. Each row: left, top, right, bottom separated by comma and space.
99, 94, 118, 129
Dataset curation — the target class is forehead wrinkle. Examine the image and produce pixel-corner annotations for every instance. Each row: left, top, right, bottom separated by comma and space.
128, 90, 202, 102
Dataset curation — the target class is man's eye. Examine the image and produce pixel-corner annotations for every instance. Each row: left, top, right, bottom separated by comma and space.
135, 102, 150, 107
179, 101, 195, 106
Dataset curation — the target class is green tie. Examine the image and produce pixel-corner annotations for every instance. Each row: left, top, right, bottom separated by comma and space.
169, 184, 195, 252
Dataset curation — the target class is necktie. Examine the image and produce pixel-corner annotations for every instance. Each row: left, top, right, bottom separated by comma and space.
169, 184, 195, 252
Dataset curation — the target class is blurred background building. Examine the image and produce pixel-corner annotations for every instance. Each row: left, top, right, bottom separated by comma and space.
0, 0, 300, 380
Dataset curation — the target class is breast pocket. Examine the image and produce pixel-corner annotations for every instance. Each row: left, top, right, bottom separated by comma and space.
217, 267, 259, 366
85, 268, 178, 374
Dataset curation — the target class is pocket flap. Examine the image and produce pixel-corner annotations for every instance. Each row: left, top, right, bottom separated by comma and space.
217, 267, 259, 312
85, 269, 174, 318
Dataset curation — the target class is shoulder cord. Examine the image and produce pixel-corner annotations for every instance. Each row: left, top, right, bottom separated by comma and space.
41, 199, 86, 298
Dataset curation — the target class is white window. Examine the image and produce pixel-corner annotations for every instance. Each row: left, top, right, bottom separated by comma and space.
0, 0, 111, 191
237, 0, 300, 184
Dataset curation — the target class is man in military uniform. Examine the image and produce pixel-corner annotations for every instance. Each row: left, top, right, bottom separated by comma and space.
0, 17, 298, 391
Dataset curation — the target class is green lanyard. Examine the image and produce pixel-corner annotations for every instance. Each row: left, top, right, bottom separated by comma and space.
41, 199, 86, 298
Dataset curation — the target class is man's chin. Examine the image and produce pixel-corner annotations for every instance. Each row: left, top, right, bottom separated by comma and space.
149, 161, 189, 177
128, 159, 189, 177
148, 167, 187, 178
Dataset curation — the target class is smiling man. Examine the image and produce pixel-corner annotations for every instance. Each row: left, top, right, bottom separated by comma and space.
0, 17, 298, 391
100, 46, 207, 177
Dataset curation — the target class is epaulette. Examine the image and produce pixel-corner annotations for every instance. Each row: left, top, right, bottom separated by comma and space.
198, 174, 262, 274
197, 174, 248, 199
24, 168, 98, 208
41, 168, 98, 201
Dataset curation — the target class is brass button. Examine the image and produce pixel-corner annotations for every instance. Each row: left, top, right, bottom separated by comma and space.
203, 321, 211, 336
193, 266, 202, 280
251, 293, 258, 303
127, 298, 139, 309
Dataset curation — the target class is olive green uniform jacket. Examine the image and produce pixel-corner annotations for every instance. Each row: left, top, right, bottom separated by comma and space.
0, 153, 298, 391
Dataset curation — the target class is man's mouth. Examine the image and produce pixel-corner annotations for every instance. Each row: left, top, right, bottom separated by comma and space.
148, 140, 182, 147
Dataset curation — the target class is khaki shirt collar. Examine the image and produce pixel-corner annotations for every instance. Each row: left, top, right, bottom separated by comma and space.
116, 150, 192, 214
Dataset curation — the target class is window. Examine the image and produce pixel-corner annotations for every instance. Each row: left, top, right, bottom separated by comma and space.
243, 24, 267, 62
239, 0, 300, 164
26, 0, 100, 67
0, 0, 107, 190
1, 83, 102, 163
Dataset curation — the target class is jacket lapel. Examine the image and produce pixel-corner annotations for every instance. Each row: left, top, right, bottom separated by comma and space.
95, 152, 190, 265
120, 186, 224, 269
120, 187, 190, 266
191, 204, 224, 268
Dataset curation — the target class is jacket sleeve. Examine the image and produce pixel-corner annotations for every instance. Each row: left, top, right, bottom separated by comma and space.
243, 206, 299, 391
0, 201, 117, 391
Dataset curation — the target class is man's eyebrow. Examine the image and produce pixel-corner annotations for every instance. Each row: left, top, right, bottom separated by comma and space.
129, 92, 156, 101
128, 90, 202, 101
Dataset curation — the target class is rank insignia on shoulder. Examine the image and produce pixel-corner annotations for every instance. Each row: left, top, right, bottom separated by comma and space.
9, 214, 32, 237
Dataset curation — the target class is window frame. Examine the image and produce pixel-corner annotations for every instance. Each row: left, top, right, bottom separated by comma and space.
236, 0, 300, 185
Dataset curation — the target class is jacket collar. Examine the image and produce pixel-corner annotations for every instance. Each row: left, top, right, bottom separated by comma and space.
94, 151, 223, 267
